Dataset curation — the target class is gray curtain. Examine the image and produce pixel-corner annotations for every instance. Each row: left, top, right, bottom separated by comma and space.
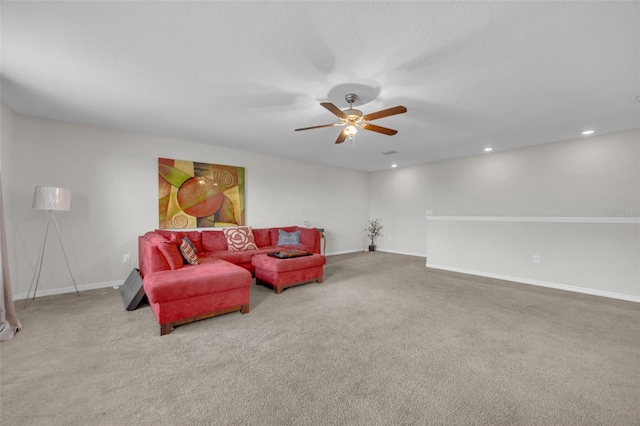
0, 175, 21, 341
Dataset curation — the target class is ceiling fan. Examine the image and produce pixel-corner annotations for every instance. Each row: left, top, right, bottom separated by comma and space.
295, 93, 407, 144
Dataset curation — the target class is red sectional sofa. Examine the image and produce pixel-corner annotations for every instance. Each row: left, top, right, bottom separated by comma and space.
138, 226, 322, 335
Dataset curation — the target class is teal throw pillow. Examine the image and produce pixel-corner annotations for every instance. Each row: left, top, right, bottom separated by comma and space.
277, 230, 300, 246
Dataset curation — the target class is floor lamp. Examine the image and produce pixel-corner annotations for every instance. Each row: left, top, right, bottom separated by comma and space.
25, 186, 79, 307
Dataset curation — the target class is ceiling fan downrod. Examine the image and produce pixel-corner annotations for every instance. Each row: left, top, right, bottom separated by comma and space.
345, 93, 358, 107
343, 94, 361, 142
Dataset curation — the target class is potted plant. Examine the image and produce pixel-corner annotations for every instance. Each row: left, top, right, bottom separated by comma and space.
365, 218, 383, 252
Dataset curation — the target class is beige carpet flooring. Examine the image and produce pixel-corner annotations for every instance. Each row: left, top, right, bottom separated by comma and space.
1, 252, 638, 425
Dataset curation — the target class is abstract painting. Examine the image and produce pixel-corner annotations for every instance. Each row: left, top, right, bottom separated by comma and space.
158, 158, 245, 229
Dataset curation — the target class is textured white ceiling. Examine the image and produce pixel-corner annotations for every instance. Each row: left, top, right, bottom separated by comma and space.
1, 1, 639, 171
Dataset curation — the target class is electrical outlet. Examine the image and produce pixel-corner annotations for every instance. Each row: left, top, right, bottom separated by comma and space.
123, 254, 130, 263
533, 255, 540, 264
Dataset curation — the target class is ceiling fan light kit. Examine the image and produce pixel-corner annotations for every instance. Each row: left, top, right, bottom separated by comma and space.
295, 93, 407, 144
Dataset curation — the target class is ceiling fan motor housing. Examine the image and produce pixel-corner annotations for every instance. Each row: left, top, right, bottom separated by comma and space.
343, 94, 364, 122
345, 93, 358, 104
343, 109, 363, 121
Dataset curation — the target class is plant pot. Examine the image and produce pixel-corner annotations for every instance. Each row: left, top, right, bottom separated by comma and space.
368, 245, 376, 252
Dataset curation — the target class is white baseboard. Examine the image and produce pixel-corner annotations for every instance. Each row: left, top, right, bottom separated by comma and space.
15, 260, 636, 304
377, 249, 426, 258
426, 263, 640, 303
327, 249, 425, 257
325, 249, 365, 256
13, 280, 125, 301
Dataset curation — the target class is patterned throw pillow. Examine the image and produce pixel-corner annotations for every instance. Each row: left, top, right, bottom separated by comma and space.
223, 226, 258, 252
277, 230, 300, 246
179, 237, 199, 265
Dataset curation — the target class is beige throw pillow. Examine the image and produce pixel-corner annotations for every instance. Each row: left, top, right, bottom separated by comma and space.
223, 226, 258, 252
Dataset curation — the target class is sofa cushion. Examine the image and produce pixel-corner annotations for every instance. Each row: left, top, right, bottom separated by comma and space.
144, 231, 170, 246
298, 227, 317, 252
143, 259, 251, 303
143, 232, 183, 270
155, 230, 203, 253
256, 246, 279, 255
179, 237, 199, 265
204, 249, 256, 265
201, 230, 228, 252
252, 228, 271, 248
277, 229, 300, 246
156, 240, 184, 270
223, 226, 258, 252
139, 234, 171, 275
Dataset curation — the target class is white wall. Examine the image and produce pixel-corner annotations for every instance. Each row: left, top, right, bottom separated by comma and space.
369, 130, 640, 300
1, 102, 16, 165
1, 105, 369, 297
3, 102, 638, 301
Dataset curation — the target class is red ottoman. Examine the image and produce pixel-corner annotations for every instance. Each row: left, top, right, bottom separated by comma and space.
252, 253, 326, 294
143, 258, 252, 335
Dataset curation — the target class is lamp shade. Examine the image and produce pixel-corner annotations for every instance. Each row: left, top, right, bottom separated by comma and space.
32, 186, 72, 211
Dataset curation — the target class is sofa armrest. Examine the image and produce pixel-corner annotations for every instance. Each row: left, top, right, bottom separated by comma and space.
138, 234, 171, 277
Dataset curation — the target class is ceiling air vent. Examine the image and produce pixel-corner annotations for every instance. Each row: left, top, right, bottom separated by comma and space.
381, 150, 398, 155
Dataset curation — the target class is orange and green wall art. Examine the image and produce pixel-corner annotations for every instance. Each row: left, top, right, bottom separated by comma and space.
158, 158, 246, 229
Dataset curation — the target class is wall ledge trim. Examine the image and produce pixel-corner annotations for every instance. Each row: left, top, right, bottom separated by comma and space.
425, 263, 640, 303
424, 216, 640, 224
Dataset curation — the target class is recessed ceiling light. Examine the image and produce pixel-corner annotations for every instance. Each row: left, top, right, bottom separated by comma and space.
391, 164, 397, 168
484, 147, 493, 152
582, 130, 595, 135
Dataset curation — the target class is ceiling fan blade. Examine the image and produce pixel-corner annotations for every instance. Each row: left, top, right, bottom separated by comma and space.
361, 123, 398, 136
321, 102, 347, 119
295, 123, 341, 131
362, 105, 407, 121
335, 130, 348, 144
